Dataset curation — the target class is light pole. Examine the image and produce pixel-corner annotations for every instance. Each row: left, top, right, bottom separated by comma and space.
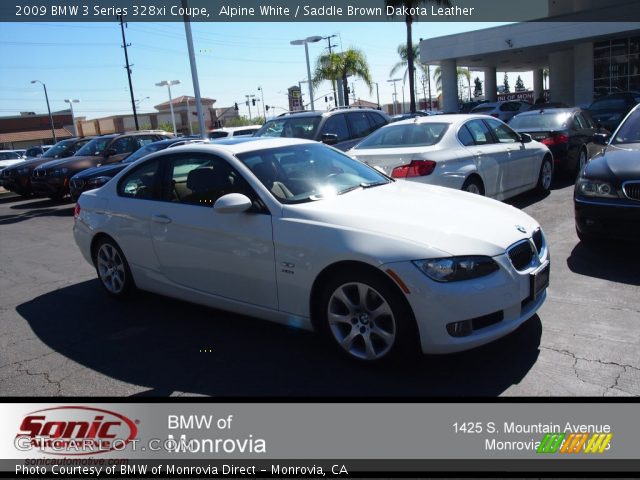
257, 86, 266, 120
31, 80, 56, 143
64, 99, 79, 137
156, 80, 180, 135
134, 96, 150, 108
290, 35, 322, 111
245, 94, 255, 121
374, 82, 381, 109
186, 97, 193, 136
387, 78, 401, 115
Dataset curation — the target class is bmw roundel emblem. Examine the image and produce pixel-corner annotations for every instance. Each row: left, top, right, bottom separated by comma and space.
515, 225, 527, 234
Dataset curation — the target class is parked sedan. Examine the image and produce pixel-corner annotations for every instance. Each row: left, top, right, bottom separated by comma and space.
74, 138, 549, 363
348, 115, 553, 201
574, 104, 640, 243
1, 137, 92, 196
0, 150, 26, 172
470, 101, 531, 122
509, 108, 599, 174
70, 137, 208, 201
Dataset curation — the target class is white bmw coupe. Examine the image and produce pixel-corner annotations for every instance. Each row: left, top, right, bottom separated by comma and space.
74, 137, 549, 362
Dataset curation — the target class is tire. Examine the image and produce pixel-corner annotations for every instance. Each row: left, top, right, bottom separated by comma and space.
537, 156, 553, 192
48, 192, 65, 202
461, 176, 484, 195
319, 269, 418, 363
93, 238, 135, 298
576, 148, 588, 176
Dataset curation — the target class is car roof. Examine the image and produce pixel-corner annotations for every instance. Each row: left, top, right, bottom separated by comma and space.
171, 137, 314, 155
515, 107, 581, 116
385, 113, 492, 127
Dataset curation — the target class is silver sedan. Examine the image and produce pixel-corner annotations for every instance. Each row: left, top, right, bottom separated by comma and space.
347, 114, 553, 201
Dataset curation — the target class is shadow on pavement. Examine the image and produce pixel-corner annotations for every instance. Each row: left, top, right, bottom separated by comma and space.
17, 280, 542, 397
0, 206, 74, 225
567, 240, 640, 286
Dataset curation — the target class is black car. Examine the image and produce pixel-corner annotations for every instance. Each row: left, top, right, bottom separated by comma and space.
253, 107, 390, 151
1, 137, 93, 196
32, 131, 172, 200
587, 92, 640, 133
69, 137, 207, 201
509, 108, 599, 174
574, 104, 640, 243
24, 145, 53, 158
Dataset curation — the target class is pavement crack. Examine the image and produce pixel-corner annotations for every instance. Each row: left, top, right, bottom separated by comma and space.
16, 365, 62, 394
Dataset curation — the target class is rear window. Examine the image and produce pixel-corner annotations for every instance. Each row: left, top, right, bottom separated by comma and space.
509, 113, 571, 130
471, 106, 495, 113
355, 123, 448, 149
209, 131, 229, 139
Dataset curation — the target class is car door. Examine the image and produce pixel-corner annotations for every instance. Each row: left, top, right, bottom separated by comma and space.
103, 136, 134, 164
342, 112, 376, 151
148, 152, 278, 309
484, 117, 537, 191
462, 119, 508, 198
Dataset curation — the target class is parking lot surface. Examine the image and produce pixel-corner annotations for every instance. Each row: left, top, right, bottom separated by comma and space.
1, 178, 639, 397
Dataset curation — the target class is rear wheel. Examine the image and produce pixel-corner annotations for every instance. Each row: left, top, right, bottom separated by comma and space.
94, 238, 135, 298
537, 157, 553, 192
48, 192, 65, 202
577, 148, 588, 175
461, 176, 484, 195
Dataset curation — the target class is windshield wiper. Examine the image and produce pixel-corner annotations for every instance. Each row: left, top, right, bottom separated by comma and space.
337, 181, 388, 195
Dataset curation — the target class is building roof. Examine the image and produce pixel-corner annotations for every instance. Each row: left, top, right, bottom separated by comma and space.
351, 99, 380, 109
0, 128, 74, 144
154, 96, 216, 110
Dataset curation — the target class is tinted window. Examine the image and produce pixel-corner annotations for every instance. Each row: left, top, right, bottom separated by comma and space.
509, 112, 571, 130
76, 137, 112, 156
209, 131, 229, 139
118, 160, 161, 200
110, 137, 134, 154
320, 114, 350, 142
457, 125, 475, 146
25, 147, 43, 157
611, 108, 640, 144
347, 112, 374, 139
234, 128, 259, 136
367, 112, 388, 128
485, 118, 520, 143
355, 122, 448, 149
465, 120, 494, 144
580, 111, 597, 129
135, 136, 157, 149
500, 102, 521, 112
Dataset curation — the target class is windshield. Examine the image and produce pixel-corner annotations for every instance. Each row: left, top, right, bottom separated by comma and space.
41, 140, 75, 158
75, 137, 112, 156
236, 143, 390, 204
355, 122, 448, 149
509, 113, 571, 130
611, 109, 640, 145
254, 116, 321, 140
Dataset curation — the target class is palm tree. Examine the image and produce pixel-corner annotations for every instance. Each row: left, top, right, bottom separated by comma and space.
386, 0, 451, 113
390, 44, 427, 105
312, 48, 373, 107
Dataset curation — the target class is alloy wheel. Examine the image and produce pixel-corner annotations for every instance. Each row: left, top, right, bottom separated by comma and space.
96, 243, 127, 295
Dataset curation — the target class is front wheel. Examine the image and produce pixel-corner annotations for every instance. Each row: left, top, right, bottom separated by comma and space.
94, 238, 135, 298
320, 270, 417, 363
577, 148, 588, 175
537, 157, 553, 192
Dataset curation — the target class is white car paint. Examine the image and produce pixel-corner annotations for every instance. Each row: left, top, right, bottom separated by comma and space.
348, 114, 552, 201
74, 138, 549, 360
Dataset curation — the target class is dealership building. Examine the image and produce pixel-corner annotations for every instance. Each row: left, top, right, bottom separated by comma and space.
420, 0, 640, 111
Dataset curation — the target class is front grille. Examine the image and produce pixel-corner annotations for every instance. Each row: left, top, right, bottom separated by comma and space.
507, 240, 535, 271
623, 181, 640, 201
70, 178, 84, 189
532, 228, 543, 254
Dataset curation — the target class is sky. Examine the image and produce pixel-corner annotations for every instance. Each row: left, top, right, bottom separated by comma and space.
0, 20, 526, 121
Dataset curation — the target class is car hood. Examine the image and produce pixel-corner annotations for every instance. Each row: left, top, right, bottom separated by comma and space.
283, 180, 539, 258
35, 155, 100, 171
73, 163, 126, 179
584, 143, 640, 180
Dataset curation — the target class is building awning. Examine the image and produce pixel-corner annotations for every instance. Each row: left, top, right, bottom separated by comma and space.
0, 128, 73, 144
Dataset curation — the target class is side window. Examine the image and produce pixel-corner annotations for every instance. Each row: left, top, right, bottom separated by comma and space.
110, 137, 134, 154
320, 114, 350, 142
457, 125, 475, 146
465, 120, 494, 145
135, 136, 157, 149
580, 111, 596, 129
485, 118, 520, 143
168, 154, 253, 207
367, 112, 388, 129
572, 115, 585, 130
347, 112, 374, 139
118, 160, 161, 200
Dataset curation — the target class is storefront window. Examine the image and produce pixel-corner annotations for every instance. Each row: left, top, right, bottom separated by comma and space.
593, 37, 638, 96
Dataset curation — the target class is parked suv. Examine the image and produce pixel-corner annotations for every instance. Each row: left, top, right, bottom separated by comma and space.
1, 137, 93, 196
587, 92, 640, 133
253, 107, 390, 151
32, 131, 172, 200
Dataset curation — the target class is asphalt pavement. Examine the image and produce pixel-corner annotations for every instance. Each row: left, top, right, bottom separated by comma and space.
0, 178, 638, 397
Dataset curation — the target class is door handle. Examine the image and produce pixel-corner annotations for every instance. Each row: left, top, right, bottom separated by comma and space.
151, 214, 172, 224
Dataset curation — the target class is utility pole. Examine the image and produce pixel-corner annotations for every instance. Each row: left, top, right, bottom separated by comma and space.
323, 34, 338, 107
245, 94, 255, 121
119, 14, 139, 130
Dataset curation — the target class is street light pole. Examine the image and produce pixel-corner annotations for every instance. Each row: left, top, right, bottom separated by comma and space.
291, 36, 322, 111
156, 80, 180, 136
31, 80, 56, 143
374, 82, 380, 109
64, 99, 79, 136
245, 94, 255, 121
387, 78, 401, 115
323, 34, 338, 107
257, 86, 266, 120
186, 97, 193, 136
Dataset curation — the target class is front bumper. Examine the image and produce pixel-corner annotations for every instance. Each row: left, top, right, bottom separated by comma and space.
383, 252, 548, 354
575, 196, 640, 241
31, 176, 69, 196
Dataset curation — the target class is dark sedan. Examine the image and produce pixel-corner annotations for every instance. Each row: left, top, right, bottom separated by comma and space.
574, 104, 640, 243
509, 108, 599, 174
69, 137, 207, 201
587, 92, 640, 133
1, 137, 92, 196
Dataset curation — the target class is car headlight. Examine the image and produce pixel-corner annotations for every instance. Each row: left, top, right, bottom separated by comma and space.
52, 167, 69, 176
413, 256, 499, 282
87, 176, 112, 187
577, 178, 618, 198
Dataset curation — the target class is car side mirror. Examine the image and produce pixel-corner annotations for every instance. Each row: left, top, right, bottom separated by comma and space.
321, 133, 338, 145
592, 132, 610, 145
104, 148, 117, 157
213, 193, 252, 214
520, 133, 533, 143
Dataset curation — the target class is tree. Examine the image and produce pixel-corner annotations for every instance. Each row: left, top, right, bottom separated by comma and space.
473, 77, 483, 98
225, 116, 265, 127
503, 72, 511, 93
312, 48, 372, 107
390, 43, 427, 104
433, 65, 472, 95
515, 75, 526, 92
386, 0, 451, 113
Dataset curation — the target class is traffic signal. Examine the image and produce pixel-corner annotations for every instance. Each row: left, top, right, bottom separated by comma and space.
234, 102, 238, 111
252, 99, 256, 106
265, 105, 270, 111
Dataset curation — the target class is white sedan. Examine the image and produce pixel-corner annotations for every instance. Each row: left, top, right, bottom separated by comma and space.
73, 138, 549, 363
347, 114, 553, 200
